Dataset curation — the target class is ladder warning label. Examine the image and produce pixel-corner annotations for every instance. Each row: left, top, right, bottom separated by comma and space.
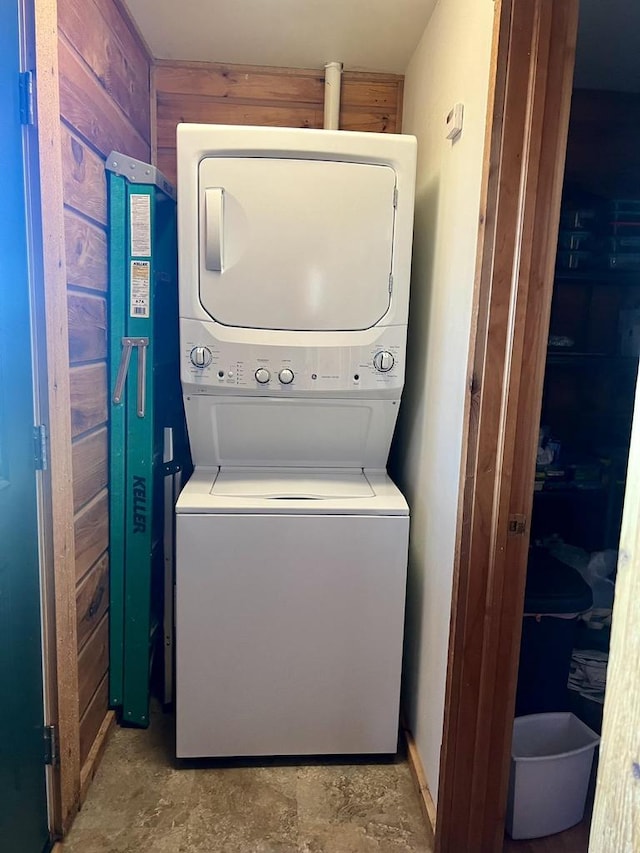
130, 193, 151, 256
130, 260, 150, 318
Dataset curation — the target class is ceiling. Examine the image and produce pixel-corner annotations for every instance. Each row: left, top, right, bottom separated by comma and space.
124, 0, 640, 90
574, 0, 640, 92
123, 0, 438, 74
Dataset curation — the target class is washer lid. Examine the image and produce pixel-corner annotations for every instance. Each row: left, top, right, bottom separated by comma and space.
211, 467, 375, 499
198, 157, 396, 331
176, 467, 409, 515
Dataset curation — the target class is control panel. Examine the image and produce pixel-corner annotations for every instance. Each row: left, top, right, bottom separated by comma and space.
181, 319, 406, 397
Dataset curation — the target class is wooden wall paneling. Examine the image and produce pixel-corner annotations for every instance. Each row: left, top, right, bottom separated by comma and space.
69, 362, 108, 438
79, 673, 109, 766
156, 148, 176, 187
60, 126, 107, 225
76, 554, 109, 651
58, 0, 150, 142
64, 211, 108, 291
34, 0, 81, 834
153, 60, 324, 103
152, 60, 405, 180
71, 427, 108, 513
435, 1, 579, 851
67, 292, 107, 363
77, 613, 109, 715
340, 73, 404, 133
74, 490, 109, 583
340, 110, 399, 133
58, 35, 149, 160
79, 710, 115, 803
155, 96, 323, 147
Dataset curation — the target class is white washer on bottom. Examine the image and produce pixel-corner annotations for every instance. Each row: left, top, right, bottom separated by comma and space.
175, 467, 409, 758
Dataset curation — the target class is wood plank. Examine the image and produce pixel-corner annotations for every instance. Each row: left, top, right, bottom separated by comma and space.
111, 0, 152, 63
64, 210, 107, 291
589, 388, 640, 850
58, 35, 149, 161
34, 0, 81, 834
79, 673, 109, 766
68, 291, 107, 364
156, 95, 322, 147
74, 489, 108, 583
340, 109, 398, 134
404, 725, 436, 848
61, 125, 107, 225
154, 62, 324, 105
77, 612, 108, 716
76, 553, 109, 652
80, 710, 115, 804
341, 76, 403, 110
58, 0, 150, 141
156, 148, 176, 188
71, 427, 108, 514
69, 362, 107, 438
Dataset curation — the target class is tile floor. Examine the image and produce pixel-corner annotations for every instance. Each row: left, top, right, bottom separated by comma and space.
62, 708, 433, 853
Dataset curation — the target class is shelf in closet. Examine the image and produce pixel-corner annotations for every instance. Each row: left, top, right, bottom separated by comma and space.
554, 270, 640, 286
546, 351, 639, 367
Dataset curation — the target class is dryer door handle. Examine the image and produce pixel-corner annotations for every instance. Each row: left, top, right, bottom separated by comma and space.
205, 187, 224, 272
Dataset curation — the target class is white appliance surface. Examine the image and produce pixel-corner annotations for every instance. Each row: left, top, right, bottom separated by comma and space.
198, 158, 396, 332
176, 488, 409, 757
175, 126, 416, 758
178, 125, 416, 335
181, 396, 402, 469
176, 466, 409, 515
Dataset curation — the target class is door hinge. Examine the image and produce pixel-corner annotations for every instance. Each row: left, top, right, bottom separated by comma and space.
393, 187, 398, 208
34, 424, 48, 471
44, 725, 59, 766
19, 70, 35, 126
389, 273, 394, 293
508, 514, 527, 536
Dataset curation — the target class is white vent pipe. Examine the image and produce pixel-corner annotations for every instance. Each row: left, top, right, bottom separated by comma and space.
323, 61, 343, 130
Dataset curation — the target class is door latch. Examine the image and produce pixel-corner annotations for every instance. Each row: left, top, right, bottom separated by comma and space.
508, 514, 527, 536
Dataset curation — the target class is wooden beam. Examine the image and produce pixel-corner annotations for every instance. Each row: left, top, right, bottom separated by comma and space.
33, 0, 81, 835
404, 725, 436, 847
80, 710, 116, 804
435, 1, 579, 850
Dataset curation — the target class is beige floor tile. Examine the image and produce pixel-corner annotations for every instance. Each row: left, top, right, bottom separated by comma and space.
63, 710, 432, 853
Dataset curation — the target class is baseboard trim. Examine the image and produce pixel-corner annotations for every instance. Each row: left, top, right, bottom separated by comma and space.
80, 710, 116, 804
403, 724, 436, 844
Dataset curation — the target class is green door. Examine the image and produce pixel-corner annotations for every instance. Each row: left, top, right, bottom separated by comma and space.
0, 1, 50, 851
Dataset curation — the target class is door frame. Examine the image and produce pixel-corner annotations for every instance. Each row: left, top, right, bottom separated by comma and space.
435, 1, 580, 850
31, 0, 81, 836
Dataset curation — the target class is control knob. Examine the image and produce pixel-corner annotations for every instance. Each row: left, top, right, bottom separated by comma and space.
278, 368, 294, 385
255, 368, 271, 384
190, 346, 212, 368
373, 351, 394, 372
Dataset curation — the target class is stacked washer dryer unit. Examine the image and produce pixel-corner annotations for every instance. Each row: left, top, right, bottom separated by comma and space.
175, 124, 416, 758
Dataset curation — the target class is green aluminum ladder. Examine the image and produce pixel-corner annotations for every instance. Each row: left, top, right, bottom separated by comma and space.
107, 152, 190, 726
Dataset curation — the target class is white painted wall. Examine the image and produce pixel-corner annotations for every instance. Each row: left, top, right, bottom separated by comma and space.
392, 0, 495, 801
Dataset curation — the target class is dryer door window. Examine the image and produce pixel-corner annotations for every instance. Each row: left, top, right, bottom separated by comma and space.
198, 157, 396, 331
